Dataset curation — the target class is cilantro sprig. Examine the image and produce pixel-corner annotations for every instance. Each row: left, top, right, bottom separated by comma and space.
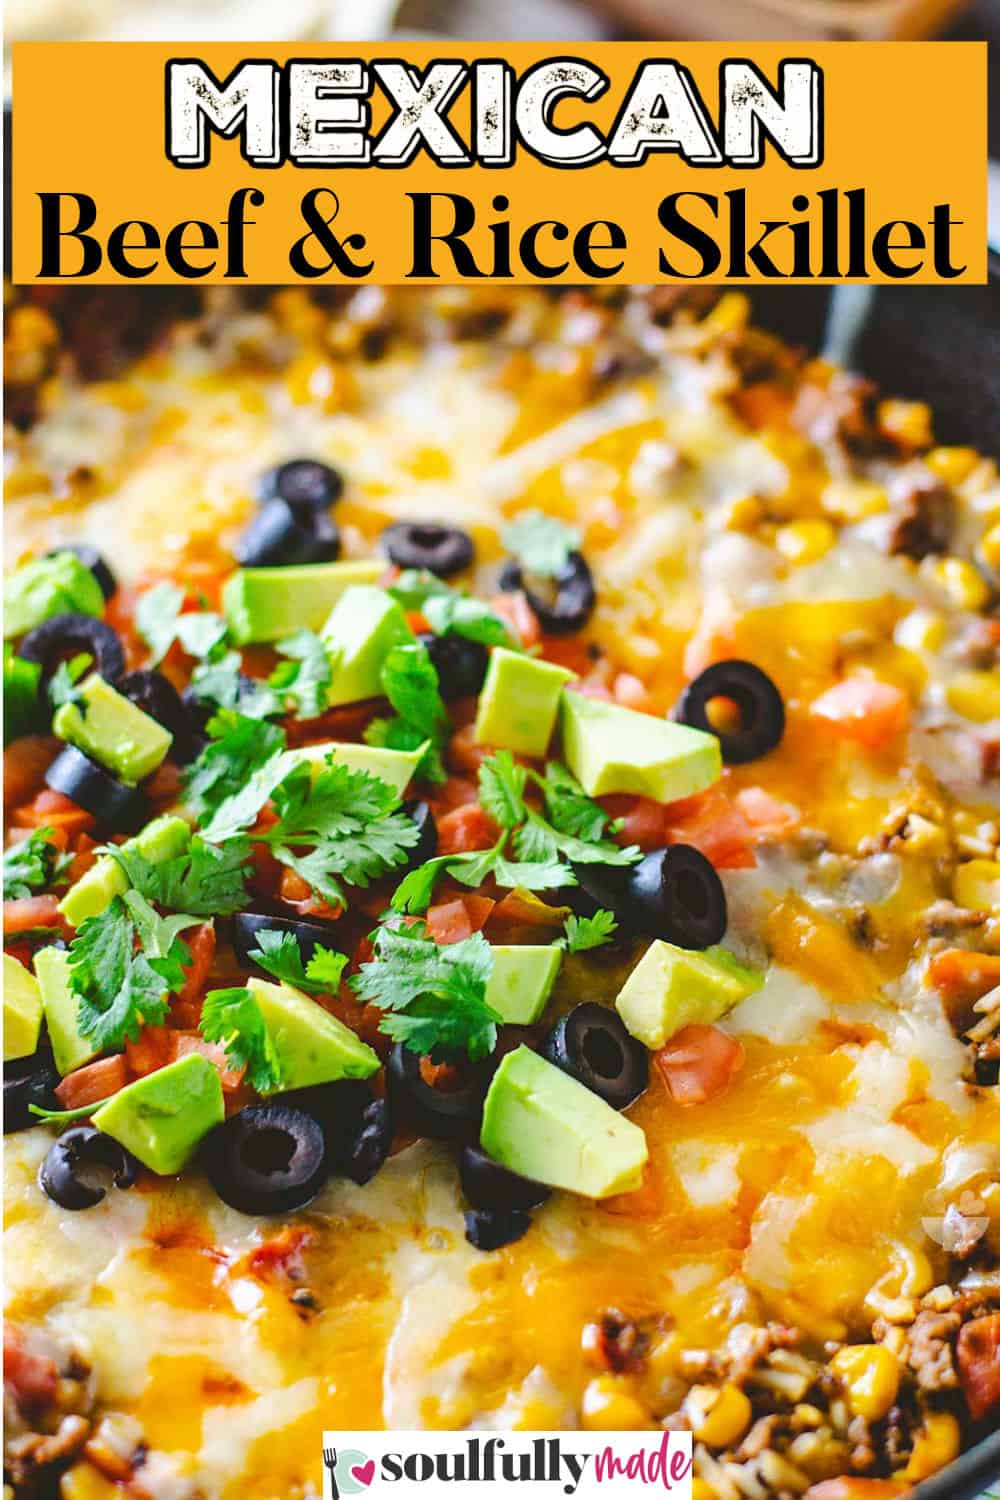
388, 570, 517, 650
247, 927, 348, 996
200, 986, 283, 1093
183, 710, 287, 832
365, 640, 448, 783
392, 751, 639, 913
107, 834, 251, 918
268, 630, 332, 721
352, 920, 499, 1061
3, 828, 73, 899
136, 582, 228, 666
502, 512, 581, 578
560, 909, 618, 954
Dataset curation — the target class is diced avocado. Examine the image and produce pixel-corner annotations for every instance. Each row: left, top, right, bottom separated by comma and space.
59, 815, 190, 927
614, 940, 763, 1050
480, 1044, 647, 1199
321, 586, 414, 707
3, 953, 43, 1062
559, 692, 722, 803
284, 740, 425, 797
474, 648, 576, 758
4, 551, 104, 639
247, 976, 380, 1091
92, 1054, 224, 1175
486, 946, 562, 1025
34, 946, 103, 1076
53, 673, 172, 784
4, 644, 44, 744
223, 560, 383, 645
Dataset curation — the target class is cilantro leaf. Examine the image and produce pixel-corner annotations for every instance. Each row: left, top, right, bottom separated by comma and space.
200, 986, 283, 1093
502, 511, 581, 577
561, 909, 618, 953
364, 641, 447, 784
48, 653, 92, 712
109, 835, 251, 917
388, 570, 517, 649
352, 921, 499, 1061
248, 927, 348, 996
67, 896, 177, 1051
136, 583, 227, 665
184, 710, 287, 833
268, 630, 332, 721
3, 828, 73, 899
187, 650, 282, 720
477, 751, 526, 829
535, 761, 616, 843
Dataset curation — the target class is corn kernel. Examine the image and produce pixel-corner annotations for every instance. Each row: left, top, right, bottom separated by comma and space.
691, 1481, 718, 1500
821, 479, 889, 523
953, 858, 1000, 912
580, 1375, 650, 1431
894, 608, 948, 655
921, 556, 991, 612
878, 398, 933, 451
904, 1412, 961, 1481
686, 1383, 753, 1448
947, 670, 1000, 724
60, 1467, 122, 1500
704, 292, 750, 334
980, 523, 1000, 573
722, 494, 766, 533
829, 1345, 900, 1422
775, 520, 836, 565
926, 446, 979, 486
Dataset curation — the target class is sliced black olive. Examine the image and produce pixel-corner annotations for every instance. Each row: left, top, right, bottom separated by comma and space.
464, 1207, 533, 1251
459, 1145, 550, 1212
541, 1003, 648, 1110
416, 631, 488, 700
258, 459, 344, 512
499, 552, 596, 635
45, 544, 116, 601
204, 1102, 328, 1215
340, 1095, 393, 1186
400, 800, 438, 870
45, 746, 147, 832
235, 498, 341, 569
674, 660, 785, 765
19, 613, 125, 685
387, 1043, 489, 1141
381, 522, 474, 578
118, 670, 195, 761
627, 844, 727, 949
4, 1049, 59, 1134
39, 1126, 140, 1211
278, 1078, 382, 1176
231, 911, 345, 970
568, 862, 630, 920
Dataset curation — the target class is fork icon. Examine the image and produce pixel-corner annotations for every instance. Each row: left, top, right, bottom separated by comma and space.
323, 1446, 340, 1500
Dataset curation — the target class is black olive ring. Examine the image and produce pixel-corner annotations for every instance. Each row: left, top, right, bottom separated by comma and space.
387, 1044, 489, 1141
18, 612, 126, 685
258, 459, 344, 512
674, 659, 785, 765
235, 497, 341, 569
498, 552, 596, 636
204, 1103, 329, 1215
381, 522, 475, 579
39, 1126, 141, 1211
628, 844, 728, 950
118, 670, 196, 761
542, 1003, 648, 1111
45, 746, 148, 831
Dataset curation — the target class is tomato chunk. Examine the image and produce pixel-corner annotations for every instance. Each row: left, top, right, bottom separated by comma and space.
3, 894, 63, 936
654, 1024, 745, 1105
436, 802, 497, 855
927, 949, 1000, 1003
810, 677, 909, 748
957, 1312, 1000, 1421
54, 1054, 128, 1110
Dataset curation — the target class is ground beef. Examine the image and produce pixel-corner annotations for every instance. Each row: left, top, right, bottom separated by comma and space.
905, 1308, 961, 1392
884, 477, 953, 559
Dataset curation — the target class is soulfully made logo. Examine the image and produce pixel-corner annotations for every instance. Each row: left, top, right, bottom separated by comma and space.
321, 1432, 693, 1499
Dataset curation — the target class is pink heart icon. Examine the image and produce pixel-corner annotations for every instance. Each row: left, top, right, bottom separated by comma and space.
351, 1460, 376, 1487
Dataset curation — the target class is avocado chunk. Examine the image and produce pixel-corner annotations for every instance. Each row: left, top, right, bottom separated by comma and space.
285, 740, 425, 796
3, 954, 43, 1062
246, 976, 380, 1091
4, 645, 44, 744
614, 940, 764, 1050
321, 586, 414, 707
34, 946, 103, 1076
59, 815, 191, 928
92, 1054, 224, 1175
474, 648, 576, 758
486, 946, 562, 1025
223, 559, 383, 645
4, 551, 105, 639
53, 673, 173, 784
559, 692, 722, 802
480, 1044, 648, 1199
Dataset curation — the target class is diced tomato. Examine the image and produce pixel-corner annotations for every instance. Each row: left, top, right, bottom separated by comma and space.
3, 736, 59, 809
405, 611, 432, 635
64, 833, 99, 886
490, 590, 541, 648
144, 761, 183, 807
54, 1054, 128, 1110
3, 895, 64, 936
432, 775, 480, 813
426, 894, 495, 944
436, 802, 498, 855
286, 700, 379, 747
927, 949, 1000, 1003
605, 794, 670, 851
124, 1024, 172, 1078
3, 1325, 57, 1412
810, 676, 909, 749
168, 923, 217, 1027
730, 380, 792, 432
803, 1481, 909, 1500
538, 635, 596, 677
446, 723, 492, 778
654, 1024, 745, 1106
168, 1031, 245, 1092
957, 1313, 1000, 1421
246, 1225, 314, 1283
735, 786, 800, 837
10, 788, 95, 838
276, 868, 343, 922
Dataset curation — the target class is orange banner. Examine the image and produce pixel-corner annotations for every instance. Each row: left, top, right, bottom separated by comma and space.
11, 41, 988, 285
